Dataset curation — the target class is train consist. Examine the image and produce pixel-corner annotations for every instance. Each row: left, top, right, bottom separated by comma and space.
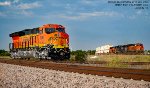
109, 43, 144, 54
9, 24, 70, 60
96, 43, 144, 55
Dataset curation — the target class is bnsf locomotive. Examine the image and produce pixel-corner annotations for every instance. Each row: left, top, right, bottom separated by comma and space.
9, 24, 70, 60
109, 43, 144, 54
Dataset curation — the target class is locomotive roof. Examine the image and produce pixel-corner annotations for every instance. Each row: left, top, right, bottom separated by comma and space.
9, 24, 65, 37
9, 27, 39, 37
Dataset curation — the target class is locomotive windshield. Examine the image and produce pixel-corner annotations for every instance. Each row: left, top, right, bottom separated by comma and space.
56, 28, 65, 33
45, 28, 55, 34
45, 28, 65, 34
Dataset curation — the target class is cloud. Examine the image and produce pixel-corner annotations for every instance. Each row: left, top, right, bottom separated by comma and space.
80, 0, 106, 5
17, 2, 41, 9
59, 11, 123, 20
0, 1, 41, 17
81, 0, 93, 4
16, 10, 33, 16
0, 1, 11, 6
12, 0, 20, 3
128, 10, 150, 20
80, 11, 121, 17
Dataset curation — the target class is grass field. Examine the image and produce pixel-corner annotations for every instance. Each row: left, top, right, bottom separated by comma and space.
86, 55, 150, 69
87, 55, 150, 62
0, 56, 10, 59
1, 55, 150, 69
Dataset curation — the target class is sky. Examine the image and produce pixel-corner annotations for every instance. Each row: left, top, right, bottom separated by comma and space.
0, 0, 150, 51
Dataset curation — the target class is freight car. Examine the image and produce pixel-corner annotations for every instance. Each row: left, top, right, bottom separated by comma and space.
95, 45, 113, 55
109, 43, 144, 54
9, 24, 70, 60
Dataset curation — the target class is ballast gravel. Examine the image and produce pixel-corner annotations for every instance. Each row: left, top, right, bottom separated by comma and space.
0, 63, 149, 88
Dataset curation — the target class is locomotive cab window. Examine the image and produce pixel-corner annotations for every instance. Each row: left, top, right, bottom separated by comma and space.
36, 29, 39, 34
31, 28, 39, 34
45, 28, 55, 34
56, 28, 65, 33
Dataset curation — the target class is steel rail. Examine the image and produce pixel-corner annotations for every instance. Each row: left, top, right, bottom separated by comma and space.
0, 59, 150, 81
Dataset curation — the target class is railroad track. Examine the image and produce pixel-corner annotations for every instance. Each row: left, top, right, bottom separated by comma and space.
0, 59, 150, 81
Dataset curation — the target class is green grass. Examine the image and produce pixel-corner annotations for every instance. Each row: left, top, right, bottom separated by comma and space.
86, 55, 150, 69
0, 55, 150, 69
87, 55, 150, 62
0, 56, 11, 59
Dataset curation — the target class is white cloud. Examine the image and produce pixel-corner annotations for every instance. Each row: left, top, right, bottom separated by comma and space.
80, 0, 106, 5
59, 11, 123, 20
128, 10, 150, 20
16, 10, 33, 16
0, 1, 11, 6
0, 1, 42, 18
17, 2, 41, 9
81, 0, 93, 4
59, 15, 82, 20
80, 11, 121, 17
13, 0, 20, 3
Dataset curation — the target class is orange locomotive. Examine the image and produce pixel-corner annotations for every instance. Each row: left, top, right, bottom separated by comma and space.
109, 43, 144, 54
9, 24, 70, 60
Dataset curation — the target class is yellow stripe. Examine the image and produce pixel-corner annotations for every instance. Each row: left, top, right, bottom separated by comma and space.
53, 45, 69, 48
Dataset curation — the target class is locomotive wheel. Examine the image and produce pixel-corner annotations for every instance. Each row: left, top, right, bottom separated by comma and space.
59, 51, 65, 60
